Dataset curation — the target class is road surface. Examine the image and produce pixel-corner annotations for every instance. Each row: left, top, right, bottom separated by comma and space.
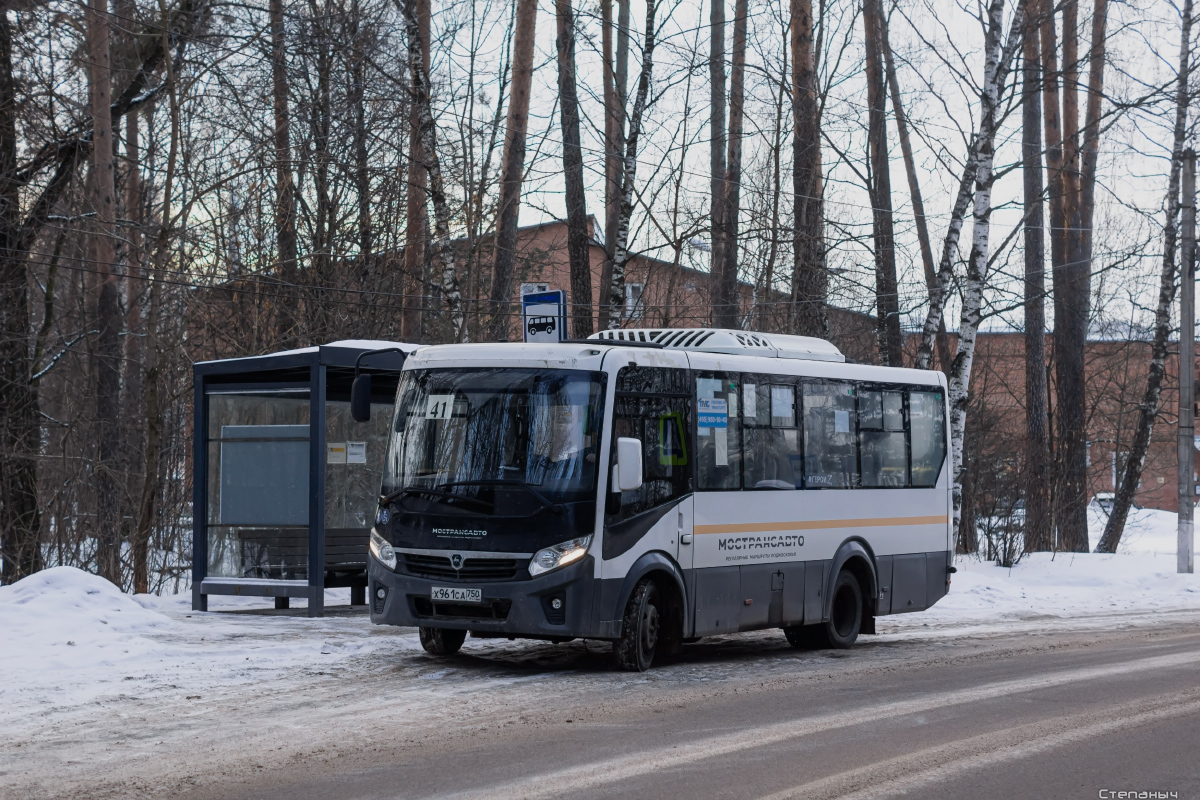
8, 616, 1200, 799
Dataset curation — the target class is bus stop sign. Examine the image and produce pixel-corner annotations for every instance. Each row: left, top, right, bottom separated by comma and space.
522, 290, 567, 343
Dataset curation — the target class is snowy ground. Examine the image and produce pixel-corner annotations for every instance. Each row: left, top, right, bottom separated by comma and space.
2, 507, 1199, 798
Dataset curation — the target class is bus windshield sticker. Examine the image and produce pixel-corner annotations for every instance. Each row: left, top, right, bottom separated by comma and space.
346, 441, 367, 464
743, 383, 757, 419
425, 394, 455, 420
715, 427, 728, 466
698, 398, 727, 428
834, 409, 850, 433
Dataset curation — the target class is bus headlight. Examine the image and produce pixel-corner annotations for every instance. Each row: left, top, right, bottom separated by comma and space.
528, 536, 592, 577
370, 528, 397, 570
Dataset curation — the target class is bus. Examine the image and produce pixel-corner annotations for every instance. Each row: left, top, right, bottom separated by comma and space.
355, 328, 952, 671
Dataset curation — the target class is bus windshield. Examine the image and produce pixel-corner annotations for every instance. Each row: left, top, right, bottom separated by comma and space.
382, 368, 606, 514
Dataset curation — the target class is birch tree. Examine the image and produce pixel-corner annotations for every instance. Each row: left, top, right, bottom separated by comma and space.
946, 0, 1020, 541
399, 0, 464, 341
604, 0, 660, 330
1095, 0, 1193, 554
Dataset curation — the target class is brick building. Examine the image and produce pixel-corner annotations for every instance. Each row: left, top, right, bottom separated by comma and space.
498, 219, 1192, 513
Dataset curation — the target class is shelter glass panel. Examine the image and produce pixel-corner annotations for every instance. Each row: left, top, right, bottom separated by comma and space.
206, 390, 310, 580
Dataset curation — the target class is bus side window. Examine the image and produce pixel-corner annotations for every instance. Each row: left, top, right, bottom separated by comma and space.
696, 373, 741, 490
802, 382, 859, 489
909, 391, 946, 487
743, 378, 800, 490
860, 389, 908, 488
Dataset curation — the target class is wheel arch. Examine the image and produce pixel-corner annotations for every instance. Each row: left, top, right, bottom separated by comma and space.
612, 551, 688, 639
825, 538, 878, 621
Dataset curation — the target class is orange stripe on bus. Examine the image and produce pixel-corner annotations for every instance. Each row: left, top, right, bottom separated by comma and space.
693, 515, 948, 535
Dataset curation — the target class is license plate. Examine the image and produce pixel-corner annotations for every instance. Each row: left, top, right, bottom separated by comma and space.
431, 586, 483, 603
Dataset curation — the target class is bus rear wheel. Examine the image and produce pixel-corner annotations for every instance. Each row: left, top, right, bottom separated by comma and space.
783, 570, 863, 650
419, 626, 467, 655
613, 578, 661, 672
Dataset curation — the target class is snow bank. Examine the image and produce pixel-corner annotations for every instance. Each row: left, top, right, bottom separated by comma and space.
0, 566, 174, 676
0, 567, 416, 727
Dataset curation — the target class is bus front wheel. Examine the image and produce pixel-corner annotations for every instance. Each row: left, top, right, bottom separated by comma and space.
784, 570, 862, 650
613, 578, 661, 671
419, 626, 467, 655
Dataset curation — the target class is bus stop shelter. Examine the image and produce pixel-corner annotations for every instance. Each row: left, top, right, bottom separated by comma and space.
192, 340, 415, 617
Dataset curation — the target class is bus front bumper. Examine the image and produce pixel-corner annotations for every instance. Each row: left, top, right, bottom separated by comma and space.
367, 555, 603, 640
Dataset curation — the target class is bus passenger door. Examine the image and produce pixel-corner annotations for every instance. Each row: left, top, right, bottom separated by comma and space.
674, 494, 694, 571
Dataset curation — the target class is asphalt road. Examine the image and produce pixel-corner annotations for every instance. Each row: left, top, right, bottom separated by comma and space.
193, 624, 1200, 800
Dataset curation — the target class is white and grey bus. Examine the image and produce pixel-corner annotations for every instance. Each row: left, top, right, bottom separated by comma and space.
356, 329, 952, 671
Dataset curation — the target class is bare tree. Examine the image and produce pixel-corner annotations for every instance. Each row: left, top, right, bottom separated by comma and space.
862, 0, 900, 365
881, 18, 951, 371
270, 0, 300, 343
556, 0, 593, 337
487, 0, 537, 341
400, 0, 464, 340
790, 0, 827, 337
1096, 0, 1193, 554
713, 0, 747, 329
605, 0, 660, 329
1021, 8, 1051, 552
709, 0, 727, 326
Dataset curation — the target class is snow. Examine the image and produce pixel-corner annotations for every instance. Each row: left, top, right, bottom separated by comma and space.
1, 508, 1197, 739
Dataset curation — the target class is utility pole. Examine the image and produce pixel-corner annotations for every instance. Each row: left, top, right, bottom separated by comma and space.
1180, 149, 1196, 574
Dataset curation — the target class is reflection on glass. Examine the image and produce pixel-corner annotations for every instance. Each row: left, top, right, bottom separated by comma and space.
383, 368, 605, 515
910, 391, 946, 487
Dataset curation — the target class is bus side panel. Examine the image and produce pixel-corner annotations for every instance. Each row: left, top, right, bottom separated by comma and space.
926, 551, 950, 608
805, 560, 827, 623
874, 555, 893, 615
890, 554, 927, 612
693, 567, 740, 635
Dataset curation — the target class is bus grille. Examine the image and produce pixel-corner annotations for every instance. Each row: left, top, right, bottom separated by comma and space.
401, 553, 523, 582
411, 596, 512, 622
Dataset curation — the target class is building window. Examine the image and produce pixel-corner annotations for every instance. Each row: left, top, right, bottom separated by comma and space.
625, 283, 645, 320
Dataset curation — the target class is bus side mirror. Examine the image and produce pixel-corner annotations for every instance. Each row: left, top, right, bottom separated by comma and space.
615, 437, 643, 492
351, 374, 372, 422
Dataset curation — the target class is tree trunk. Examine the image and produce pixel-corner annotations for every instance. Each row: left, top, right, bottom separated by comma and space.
1022, 13, 1052, 553
1043, 0, 1090, 552
89, 0, 123, 587
605, 0, 659, 329
600, 0, 630, 330
135, 24, 182, 594
881, 19, 951, 371
488, 0, 538, 342
556, 0, 593, 338
0, 16, 42, 583
862, 0, 901, 365
350, 0, 372, 267
402, 0, 429, 342
758, 41, 787, 333
915, 17, 1022, 371
946, 0, 1012, 543
789, 0, 826, 338
311, 5, 333, 343
708, 0, 728, 326
713, 0, 747, 329
1095, 0, 1191, 554
270, 0, 299, 345
401, 0, 464, 341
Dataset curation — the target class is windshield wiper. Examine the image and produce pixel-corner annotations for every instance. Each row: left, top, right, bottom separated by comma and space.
435, 480, 565, 515
378, 486, 493, 513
